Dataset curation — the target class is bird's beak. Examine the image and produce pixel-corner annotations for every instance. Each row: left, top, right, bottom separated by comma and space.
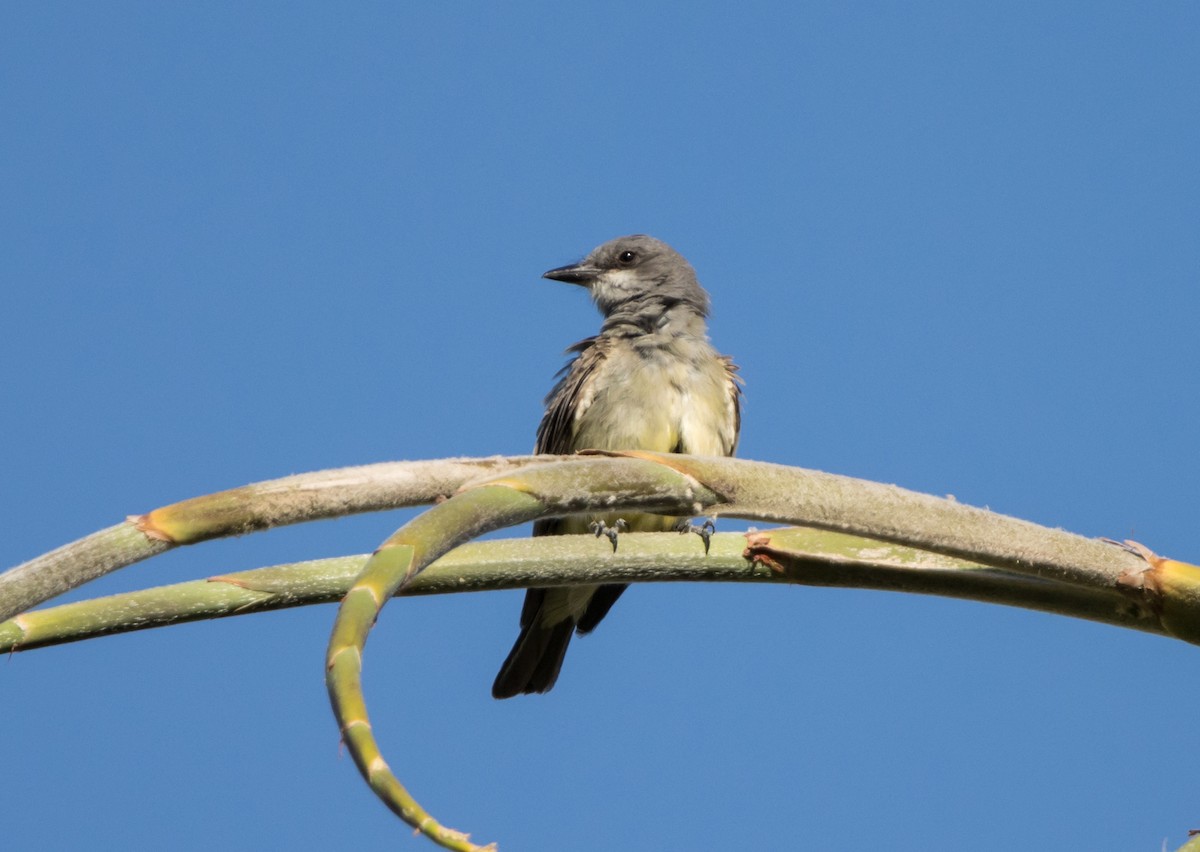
543, 263, 599, 285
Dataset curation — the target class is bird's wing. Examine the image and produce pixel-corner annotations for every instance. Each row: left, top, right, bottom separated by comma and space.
532, 337, 609, 537
534, 336, 607, 455
722, 354, 743, 456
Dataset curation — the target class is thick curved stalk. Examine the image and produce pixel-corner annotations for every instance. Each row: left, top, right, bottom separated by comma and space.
0, 530, 1169, 655
326, 457, 723, 851
0, 456, 546, 622
7, 452, 1195, 850
325, 452, 1196, 850
5, 452, 1178, 630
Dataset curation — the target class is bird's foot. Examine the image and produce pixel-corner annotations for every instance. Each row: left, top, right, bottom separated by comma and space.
589, 518, 628, 552
675, 518, 716, 555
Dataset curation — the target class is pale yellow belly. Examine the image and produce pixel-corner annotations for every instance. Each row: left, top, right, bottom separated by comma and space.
564, 352, 731, 535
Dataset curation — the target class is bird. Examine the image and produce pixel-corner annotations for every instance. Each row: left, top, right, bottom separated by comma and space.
492, 234, 742, 698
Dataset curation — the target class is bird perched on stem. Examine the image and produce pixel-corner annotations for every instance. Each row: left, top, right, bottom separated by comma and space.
492, 235, 742, 698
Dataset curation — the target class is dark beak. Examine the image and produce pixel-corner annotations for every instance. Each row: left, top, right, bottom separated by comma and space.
543, 263, 599, 285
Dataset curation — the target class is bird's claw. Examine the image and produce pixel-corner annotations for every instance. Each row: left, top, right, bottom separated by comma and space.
676, 518, 716, 555
589, 518, 628, 552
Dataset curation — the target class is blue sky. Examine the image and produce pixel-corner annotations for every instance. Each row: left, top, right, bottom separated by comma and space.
3, 3, 1198, 850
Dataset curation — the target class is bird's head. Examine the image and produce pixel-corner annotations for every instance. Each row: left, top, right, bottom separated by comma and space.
543, 235, 710, 318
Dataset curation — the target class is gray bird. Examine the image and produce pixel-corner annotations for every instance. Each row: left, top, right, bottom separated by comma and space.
492, 235, 742, 698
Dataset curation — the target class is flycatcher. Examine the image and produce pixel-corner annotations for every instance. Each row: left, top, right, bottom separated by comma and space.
492, 235, 742, 698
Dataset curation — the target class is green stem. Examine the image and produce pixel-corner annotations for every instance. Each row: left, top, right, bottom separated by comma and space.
0, 530, 1168, 655
326, 458, 724, 850
0, 456, 546, 622
319, 453, 1175, 850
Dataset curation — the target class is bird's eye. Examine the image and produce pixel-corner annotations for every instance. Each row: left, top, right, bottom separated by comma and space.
618, 250, 636, 265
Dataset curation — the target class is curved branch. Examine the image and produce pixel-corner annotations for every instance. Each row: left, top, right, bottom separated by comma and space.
3, 452, 1163, 626
322, 453, 1181, 850
0, 455, 547, 622
0, 530, 1164, 655
4, 451, 1194, 851
326, 456, 722, 851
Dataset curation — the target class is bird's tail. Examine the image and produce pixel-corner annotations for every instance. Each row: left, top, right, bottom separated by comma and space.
491, 615, 574, 699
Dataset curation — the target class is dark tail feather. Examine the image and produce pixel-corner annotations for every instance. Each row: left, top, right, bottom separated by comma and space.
576, 583, 628, 634
492, 617, 574, 699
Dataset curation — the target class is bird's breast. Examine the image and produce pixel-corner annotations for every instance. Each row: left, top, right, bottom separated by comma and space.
571, 342, 733, 457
